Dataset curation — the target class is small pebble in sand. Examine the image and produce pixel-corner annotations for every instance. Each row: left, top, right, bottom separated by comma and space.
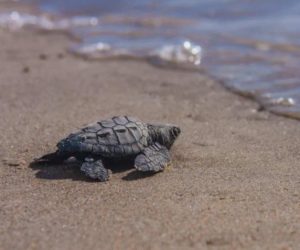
3, 159, 19, 166
22, 66, 30, 73
206, 238, 229, 246
3, 158, 26, 167
256, 105, 265, 112
57, 53, 64, 59
39, 54, 48, 60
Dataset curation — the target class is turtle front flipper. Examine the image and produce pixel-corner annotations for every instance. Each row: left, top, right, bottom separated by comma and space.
81, 157, 111, 182
134, 143, 170, 172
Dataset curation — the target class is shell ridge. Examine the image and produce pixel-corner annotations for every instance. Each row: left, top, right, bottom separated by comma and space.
127, 126, 139, 143
112, 125, 122, 145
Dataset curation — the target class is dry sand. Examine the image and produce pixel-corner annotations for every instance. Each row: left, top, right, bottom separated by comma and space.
0, 27, 299, 250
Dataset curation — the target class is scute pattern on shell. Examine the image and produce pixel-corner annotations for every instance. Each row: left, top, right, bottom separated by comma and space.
62, 116, 149, 157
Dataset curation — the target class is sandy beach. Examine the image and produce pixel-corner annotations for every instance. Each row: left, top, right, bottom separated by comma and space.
0, 25, 300, 250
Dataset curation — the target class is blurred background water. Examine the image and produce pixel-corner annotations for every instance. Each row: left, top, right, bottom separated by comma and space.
2, 0, 300, 119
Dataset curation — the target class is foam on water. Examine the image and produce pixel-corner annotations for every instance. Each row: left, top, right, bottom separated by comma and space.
1, 0, 300, 119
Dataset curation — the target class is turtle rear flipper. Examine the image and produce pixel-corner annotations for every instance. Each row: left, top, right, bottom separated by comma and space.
81, 158, 111, 182
134, 143, 170, 172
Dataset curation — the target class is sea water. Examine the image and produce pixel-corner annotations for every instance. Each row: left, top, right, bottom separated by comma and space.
2, 0, 300, 119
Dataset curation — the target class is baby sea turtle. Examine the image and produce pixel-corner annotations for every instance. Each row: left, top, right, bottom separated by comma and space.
38, 116, 181, 181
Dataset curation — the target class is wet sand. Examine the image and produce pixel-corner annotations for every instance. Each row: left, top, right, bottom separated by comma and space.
0, 27, 299, 250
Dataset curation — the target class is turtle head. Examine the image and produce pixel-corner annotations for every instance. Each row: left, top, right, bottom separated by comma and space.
148, 123, 181, 149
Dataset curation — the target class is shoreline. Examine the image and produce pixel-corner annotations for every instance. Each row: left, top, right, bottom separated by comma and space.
1, 22, 300, 250
1, 3, 300, 122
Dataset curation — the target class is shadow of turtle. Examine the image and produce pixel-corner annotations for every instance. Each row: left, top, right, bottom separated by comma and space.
106, 158, 160, 181
122, 170, 157, 181
30, 157, 157, 182
29, 160, 90, 182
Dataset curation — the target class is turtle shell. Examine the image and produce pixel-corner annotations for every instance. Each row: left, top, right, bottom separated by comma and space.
58, 116, 149, 157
